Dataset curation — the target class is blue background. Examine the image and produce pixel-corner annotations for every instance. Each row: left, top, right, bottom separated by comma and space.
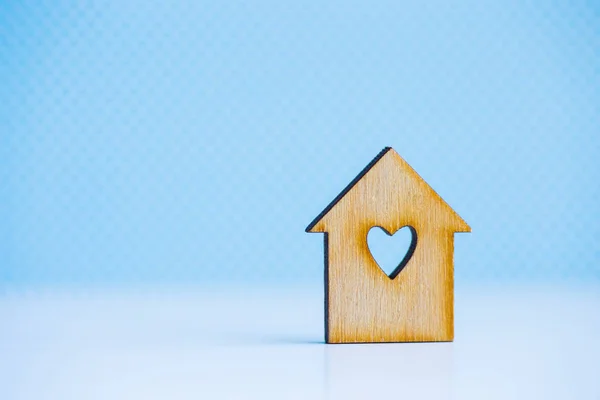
1, 0, 598, 287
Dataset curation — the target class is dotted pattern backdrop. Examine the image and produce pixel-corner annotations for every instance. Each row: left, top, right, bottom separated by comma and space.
1, 1, 599, 286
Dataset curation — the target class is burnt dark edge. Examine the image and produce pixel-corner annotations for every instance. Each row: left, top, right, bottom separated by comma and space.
324, 232, 330, 344
384, 225, 418, 280
305, 147, 392, 232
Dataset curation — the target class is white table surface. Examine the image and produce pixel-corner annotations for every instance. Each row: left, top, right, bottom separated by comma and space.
1, 283, 599, 399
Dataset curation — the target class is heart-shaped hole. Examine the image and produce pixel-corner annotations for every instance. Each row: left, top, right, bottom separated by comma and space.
367, 226, 417, 279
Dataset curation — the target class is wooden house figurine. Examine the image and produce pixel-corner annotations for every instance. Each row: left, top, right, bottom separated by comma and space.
306, 147, 470, 344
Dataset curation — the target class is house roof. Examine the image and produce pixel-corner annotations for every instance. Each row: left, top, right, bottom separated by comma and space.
305, 146, 470, 233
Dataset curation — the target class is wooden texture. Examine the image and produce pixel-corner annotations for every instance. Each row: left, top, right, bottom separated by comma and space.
306, 147, 470, 344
